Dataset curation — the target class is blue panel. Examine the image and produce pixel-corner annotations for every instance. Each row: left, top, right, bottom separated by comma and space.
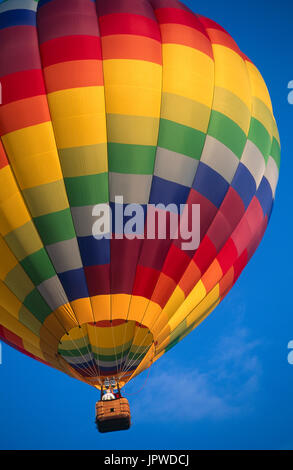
78, 236, 110, 266
0, 10, 36, 29
59, 268, 89, 301
149, 176, 190, 210
232, 163, 257, 209
38, 0, 54, 7
193, 162, 229, 208
256, 176, 273, 216
110, 202, 147, 235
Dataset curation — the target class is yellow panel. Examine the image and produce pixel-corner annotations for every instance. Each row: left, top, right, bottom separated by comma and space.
11, 150, 64, 189
105, 86, 162, 117
132, 326, 151, 347
88, 323, 134, 349
60, 143, 108, 177
68, 297, 94, 325
22, 340, 47, 362
162, 44, 214, 107
0, 281, 21, 317
91, 295, 111, 322
51, 115, 108, 149
186, 284, 220, 328
252, 97, 273, 140
44, 307, 77, 340
48, 86, 106, 119
103, 59, 162, 117
42, 315, 66, 343
111, 294, 131, 320
103, 59, 162, 90
0, 192, 31, 235
127, 295, 149, 322
156, 280, 206, 345
40, 323, 60, 353
213, 86, 251, 134
4, 220, 43, 260
161, 92, 211, 133
107, 114, 160, 146
246, 61, 273, 113
161, 285, 185, 320
22, 180, 69, 217
0, 236, 18, 278
2, 122, 58, 159
0, 166, 19, 203
157, 300, 219, 355
213, 45, 251, 109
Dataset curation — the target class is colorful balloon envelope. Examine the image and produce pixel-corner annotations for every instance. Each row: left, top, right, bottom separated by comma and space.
0, 0, 280, 389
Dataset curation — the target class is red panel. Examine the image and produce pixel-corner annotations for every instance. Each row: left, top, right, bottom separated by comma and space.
132, 265, 160, 298
138, 238, 172, 271
219, 266, 234, 297
155, 8, 209, 38
0, 142, 8, 169
231, 216, 252, 255
99, 13, 161, 41
159, 23, 213, 58
217, 238, 238, 274
247, 216, 267, 261
84, 264, 110, 296
220, 187, 245, 228
193, 236, 217, 274
187, 189, 218, 242
233, 250, 248, 281
40, 35, 102, 67
207, 211, 234, 253
197, 15, 228, 34
161, 244, 191, 283
0, 69, 45, 105
110, 238, 142, 294
245, 197, 264, 235
3, 327, 23, 349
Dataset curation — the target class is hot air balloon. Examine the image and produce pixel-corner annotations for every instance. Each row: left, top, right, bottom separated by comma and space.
0, 0, 280, 432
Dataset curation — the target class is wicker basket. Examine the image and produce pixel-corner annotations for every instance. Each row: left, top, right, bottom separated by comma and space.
95, 398, 131, 433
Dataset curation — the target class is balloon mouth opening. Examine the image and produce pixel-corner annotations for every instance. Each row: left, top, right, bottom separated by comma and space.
58, 319, 153, 386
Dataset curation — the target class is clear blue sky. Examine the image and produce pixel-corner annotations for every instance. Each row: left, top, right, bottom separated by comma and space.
0, 0, 293, 450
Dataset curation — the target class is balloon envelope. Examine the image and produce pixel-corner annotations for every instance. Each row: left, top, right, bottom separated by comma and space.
0, 0, 280, 388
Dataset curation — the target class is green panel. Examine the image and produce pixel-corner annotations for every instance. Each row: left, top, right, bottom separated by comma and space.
270, 137, 281, 169
18, 306, 42, 336
108, 143, 156, 174
20, 249, 56, 286
33, 209, 76, 245
248, 118, 271, 161
165, 336, 181, 354
65, 173, 109, 206
23, 288, 52, 323
208, 110, 247, 158
158, 118, 206, 159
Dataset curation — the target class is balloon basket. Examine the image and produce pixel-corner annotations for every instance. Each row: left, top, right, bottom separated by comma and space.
95, 398, 131, 433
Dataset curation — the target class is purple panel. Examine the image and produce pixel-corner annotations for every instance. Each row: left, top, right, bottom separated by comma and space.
37, 0, 100, 44
96, 0, 157, 20
0, 26, 41, 76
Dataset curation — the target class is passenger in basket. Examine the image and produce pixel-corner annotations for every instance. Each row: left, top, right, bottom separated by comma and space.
102, 388, 115, 401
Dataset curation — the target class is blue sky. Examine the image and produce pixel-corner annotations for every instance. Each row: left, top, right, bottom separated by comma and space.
0, 0, 293, 450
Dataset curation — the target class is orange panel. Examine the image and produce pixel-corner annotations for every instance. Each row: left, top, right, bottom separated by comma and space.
0, 96, 50, 134
101, 34, 162, 64
44, 60, 104, 92
178, 260, 201, 295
